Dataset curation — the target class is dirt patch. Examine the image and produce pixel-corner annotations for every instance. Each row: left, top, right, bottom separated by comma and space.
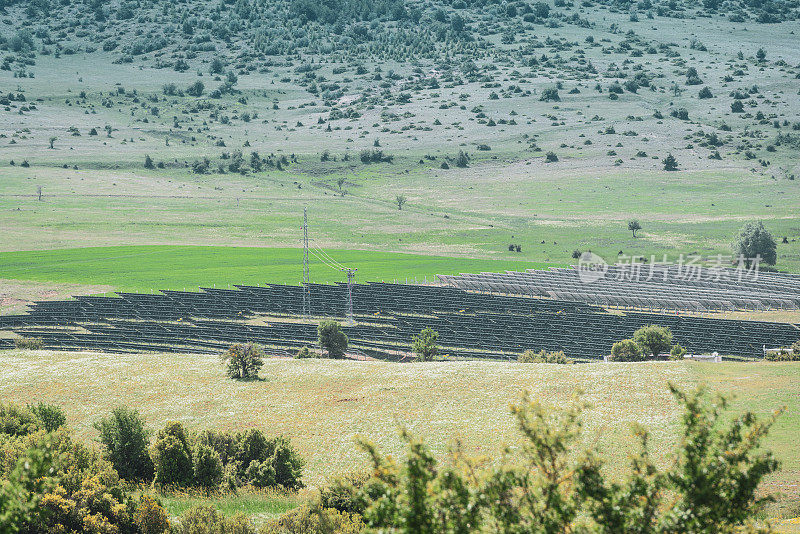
0, 279, 114, 315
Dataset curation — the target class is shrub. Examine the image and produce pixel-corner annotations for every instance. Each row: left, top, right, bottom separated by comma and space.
733, 220, 777, 266
151, 421, 194, 487
411, 328, 439, 361
454, 150, 469, 168
295, 346, 316, 359
609, 339, 644, 361
355, 386, 781, 532
134, 494, 170, 534
95, 406, 154, 481
27, 402, 65, 433
186, 80, 205, 97
318, 321, 348, 358
662, 153, 678, 171
545, 151, 558, 162
172, 505, 255, 534
221, 343, 264, 379
0, 403, 42, 437
633, 325, 674, 357
236, 429, 304, 489
518, 349, 570, 364
193, 443, 223, 494
670, 344, 687, 360
262, 504, 364, 534
731, 100, 744, 113
698, 87, 713, 99
319, 471, 371, 515
540, 87, 560, 102
13, 337, 43, 350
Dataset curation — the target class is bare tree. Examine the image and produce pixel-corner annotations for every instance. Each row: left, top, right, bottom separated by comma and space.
49, 137, 56, 149
395, 194, 407, 210
36, 186, 42, 201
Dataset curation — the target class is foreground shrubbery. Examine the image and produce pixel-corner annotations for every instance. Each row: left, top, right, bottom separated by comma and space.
1, 383, 784, 533
518, 349, 570, 363
352, 384, 782, 533
764, 339, 800, 361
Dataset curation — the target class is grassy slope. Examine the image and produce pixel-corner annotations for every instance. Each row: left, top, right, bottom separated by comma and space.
0, 245, 559, 294
1, 350, 797, 523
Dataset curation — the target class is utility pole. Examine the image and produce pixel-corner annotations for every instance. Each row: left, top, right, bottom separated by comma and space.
302, 208, 310, 317
341, 267, 357, 324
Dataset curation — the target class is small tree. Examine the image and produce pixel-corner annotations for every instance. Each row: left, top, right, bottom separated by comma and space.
633, 325, 673, 357
756, 47, 766, 61
670, 344, 687, 360
609, 339, 644, 361
194, 443, 223, 495
395, 194, 407, 210
186, 80, 205, 97
731, 100, 744, 113
662, 153, 678, 171
27, 402, 65, 432
144, 154, 154, 169
220, 343, 264, 379
48, 137, 56, 149
412, 328, 439, 361
627, 219, 642, 237
105, 124, 112, 137
151, 421, 194, 487
318, 320, 348, 358
36, 186, 42, 201
94, 406, 154, 481
454, 150, 469, 168
733, 220, 777, 266
134, 495, 170, 534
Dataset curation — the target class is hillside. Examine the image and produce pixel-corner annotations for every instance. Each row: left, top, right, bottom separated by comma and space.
0, 0, 798, 270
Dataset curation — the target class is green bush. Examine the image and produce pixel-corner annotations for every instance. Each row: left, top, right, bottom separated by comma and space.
94, 405, 154, 481
633, 325, 673, 357
172, 505, 255, 534
518, 349, 570, 364
609, 339, 644, 362
151, 421, 193, 487
193, 443, 223, 494
411, 328, 439, 361
13, 337, 43, 350
262, 504, 364, 534
134, 494, 170, 534
355, 385, 781, 533
319, 471, 370, 515
27, 402, 66, 433
295, 346, 316, 358
670, 344, 687, 360
0, 403, 42, 437
221, 343, 264, 379
318, 321, 348, 359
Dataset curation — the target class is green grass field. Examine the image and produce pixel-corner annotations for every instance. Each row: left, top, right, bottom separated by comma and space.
1, 350, 798, 526
0, 245, 559, 295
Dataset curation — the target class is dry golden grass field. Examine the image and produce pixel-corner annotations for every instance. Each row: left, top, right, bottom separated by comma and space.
1, 350, 798, 526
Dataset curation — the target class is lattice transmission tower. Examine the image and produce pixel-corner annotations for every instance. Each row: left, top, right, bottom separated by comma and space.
302, 207, 311, 317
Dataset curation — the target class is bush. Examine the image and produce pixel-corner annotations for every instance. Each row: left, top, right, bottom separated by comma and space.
545, 151, 558, 162
134, 494, 170, 534
319, 471, 370, 515
194, 443, 223, 494
355, 385, 781, 532
221, 343, 264, 379
518, 349, 570, 364
95, 405, 154, 481
295, 346, 316, 358
318, 321, 348, 358
186, 80, 205, 97
13, 337, 43, 350
609, 339, 644, 361
540, 87, 560, 102
411, 328, 439, 361
662, 153, 678, 171
733, 220, 777, 266
235, 429, 304, 490
151, 421, 194, 487
27, 402, 65, 433
0, 402, 42, 437
172, 505, 255, 534
633, 325, 674, 357
262, 504, 364, 534
670, 344, 687, 360
454, 150, 469, 168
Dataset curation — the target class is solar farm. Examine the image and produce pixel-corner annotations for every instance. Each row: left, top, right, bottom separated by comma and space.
2, 265, 798, 360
